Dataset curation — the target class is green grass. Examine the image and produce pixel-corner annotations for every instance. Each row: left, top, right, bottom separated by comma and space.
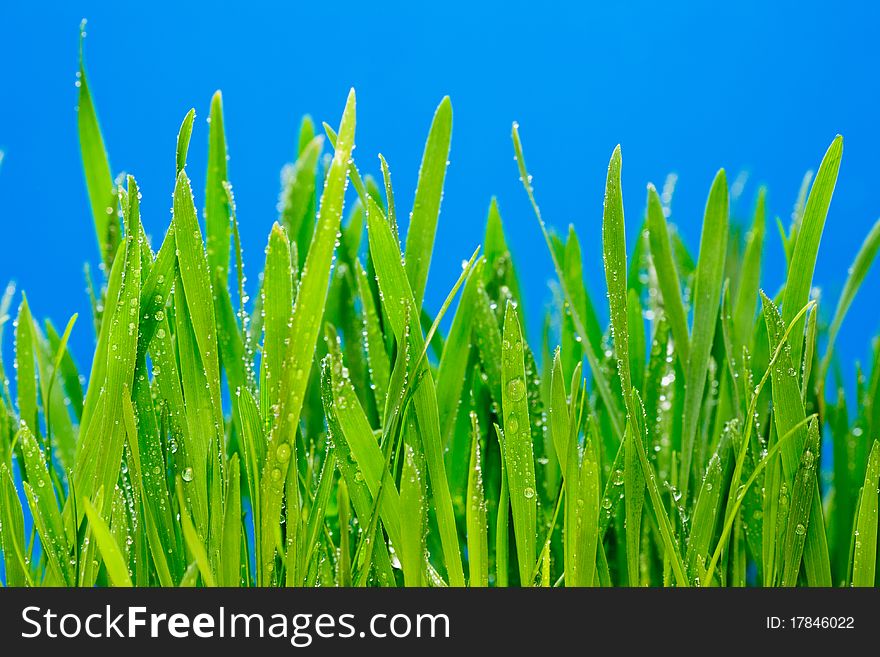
2, 33, 880, 588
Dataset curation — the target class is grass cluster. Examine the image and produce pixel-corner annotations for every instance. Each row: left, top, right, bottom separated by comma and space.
1, 33, 879, 588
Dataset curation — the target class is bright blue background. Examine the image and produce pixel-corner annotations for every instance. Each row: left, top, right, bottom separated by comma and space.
1, 0, 879, 385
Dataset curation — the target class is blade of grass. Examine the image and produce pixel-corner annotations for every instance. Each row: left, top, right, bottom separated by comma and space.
820, 217, 880, 382
780, 418, 821, 586
852, 439, 880, 586
404, 97, 453, 311
500, 301, 537, 585
81, 493, 132, 587
205, 91, 230, 282
680, 169, 729, 503
76, 22, 118, 270
781, 136, 843, 369
646, 183, 690, 364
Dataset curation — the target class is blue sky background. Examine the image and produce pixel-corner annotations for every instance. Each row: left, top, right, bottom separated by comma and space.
1, 0, 879, 389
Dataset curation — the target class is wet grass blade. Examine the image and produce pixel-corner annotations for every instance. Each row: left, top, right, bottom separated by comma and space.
76, 23, 118, 270
205, 91, 230, 282
466, 412, 489, 587
20, 425, 70, 585
680, 170, 728, 502
261, 223, 293, 421
14, 296, 38, 432
761, 292, 832, 585
280, 136, 323, 269
780, 419, 821, 586
501, 301, 537, 585
0, 464, 29, 586
366, 196, 465, 586
399, 444, 427, 586
852, 439, 879, 586
436, 258, 485, 445
176, 108, 196, 175
256, 90, 356, 585
354, 260, 390, 417
512, 123, 624, 440
602, 146, 633, 409
82, 493, 132, 587
732, 188, 766, 349
781, 136, 843, 369
404, 97, 452, 310
646, 183, 690, 364
820, 216, 880, 381
176, 477, 216, 587
75, 177, 141, 515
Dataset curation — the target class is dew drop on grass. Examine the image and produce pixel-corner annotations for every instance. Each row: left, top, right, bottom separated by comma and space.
523, 487, 535, 500
507, 377, 525, 402
276, 443, 291, 463
795, 523, 806, 536
803, 450, 815, 469
506, 412, 519, 433
181, 467, 193, 482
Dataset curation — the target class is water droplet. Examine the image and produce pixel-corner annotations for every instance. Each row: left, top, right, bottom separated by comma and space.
181, 467, 194, 482
507, 377, 525, 402
506, 412, 519, 433
803, 450, 815, 469
276, 443, 291, 463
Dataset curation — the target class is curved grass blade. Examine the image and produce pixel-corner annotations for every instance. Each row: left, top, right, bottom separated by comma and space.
366, 196, 465, 586
466, 411, 489, 587
512, 123, 624, 440
399, 444, 427, 587
20, 425, 70, 585
680, 169, 728, 502
821, 216, 880, 381
0, 464, 29, 586
81, 493, 132, 587
261, 223, 293, 422
685, 450, 725, 579
631, 389, 688, 586
258, 90, 356, 584
354, 260, 390, 418
760, 291, 831, 585
501, 301, 536, 585
176, 477, 216, 587
77, 22, 118, 270
14, 296, 38, 432
280, 136, 324, 269
404, 97, 452, 311
646, 183, 690, 364
852, 439, 880, 586
205, 91, 230, 282
436, 257, 485, 444
562, 226, 603, 358
176, 108, 196, 175
781, 136, 843, 369
602, 146, 633, 409
75, 177, 141, 515
732, 187, 766, 349
172, 171, 224, 430
320, 360, 396, 586
780, 419, 821, 586
221, 454, 242, 586
121, 393, 175, 587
